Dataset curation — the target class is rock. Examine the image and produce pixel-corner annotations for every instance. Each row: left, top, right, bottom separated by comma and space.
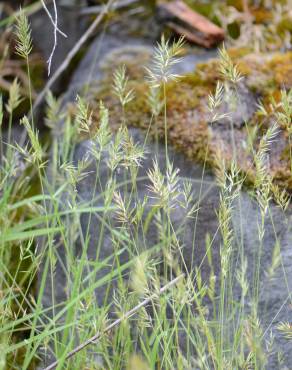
41, 26, 292, 370
210, 82, 257, 128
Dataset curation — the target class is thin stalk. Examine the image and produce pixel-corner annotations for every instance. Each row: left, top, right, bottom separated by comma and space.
6, 111, 13, 160
26, 56, 34, 127
289, 135, 292, 175
163, 82, 168, 165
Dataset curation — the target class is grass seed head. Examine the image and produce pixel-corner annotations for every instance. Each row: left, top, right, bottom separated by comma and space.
6, 78, 22, 115
219, 44, 243, 84
14, 9, 33, 59
113, 64, 135, 108
146, 34, 185, 88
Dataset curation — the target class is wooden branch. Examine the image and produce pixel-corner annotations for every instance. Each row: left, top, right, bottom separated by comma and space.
158, 0, 224, 48
43, 274, 184, 370
79, 0, 140, 16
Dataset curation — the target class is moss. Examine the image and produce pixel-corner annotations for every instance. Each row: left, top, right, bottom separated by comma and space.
266, 52, 292, 88
277, 15, 292, 34
166, 74, 210, 111
226, 0, 244, 11
227, 47, 253, 59
224, 52, 292, 99
250, 7, 273, 24
272, 168, 292, 190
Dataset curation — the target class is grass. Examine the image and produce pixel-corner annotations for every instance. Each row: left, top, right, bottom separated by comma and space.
0, 3, 292, 370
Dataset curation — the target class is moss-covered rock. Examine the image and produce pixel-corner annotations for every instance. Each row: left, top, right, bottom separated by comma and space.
85, 47, 292, 191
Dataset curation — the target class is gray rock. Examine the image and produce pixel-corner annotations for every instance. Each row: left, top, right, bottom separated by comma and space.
212, 83, 258, 128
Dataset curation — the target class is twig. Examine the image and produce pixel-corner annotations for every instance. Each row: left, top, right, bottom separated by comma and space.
40, 0, 67, 38
47, 0, 58, 76
79, 0, 140, 16
43, 274, 184, 370
32, 0, 115, 111
40, 0, 68, 76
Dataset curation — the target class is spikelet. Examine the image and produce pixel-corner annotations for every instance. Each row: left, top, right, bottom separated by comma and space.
6, 79, 22, 115
145, 34, 185, 88
14, 9, 32, 59
113, 65, 135, 108
218, 44, 243, 84
20, 116, 42, 163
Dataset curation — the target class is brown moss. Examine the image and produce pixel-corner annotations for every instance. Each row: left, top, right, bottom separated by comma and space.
166, 75, 210, 112
271, 166, 292, 190
266, 52, 292, 88
195, 60, 221, 82
229, 52, 292, 100
226, 0, 244, 11
227, 47, 253, 59
277, 15, 292, 34
250, 7, 273, 24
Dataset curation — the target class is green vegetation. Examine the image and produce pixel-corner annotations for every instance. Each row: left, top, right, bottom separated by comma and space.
0, 1, 292, 369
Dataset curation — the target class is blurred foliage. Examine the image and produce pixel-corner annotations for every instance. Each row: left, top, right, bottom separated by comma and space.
0, 28, 45, 120
185, 0, 292, 51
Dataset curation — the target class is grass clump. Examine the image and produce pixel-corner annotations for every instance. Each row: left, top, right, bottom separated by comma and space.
0, 7, 292, 370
